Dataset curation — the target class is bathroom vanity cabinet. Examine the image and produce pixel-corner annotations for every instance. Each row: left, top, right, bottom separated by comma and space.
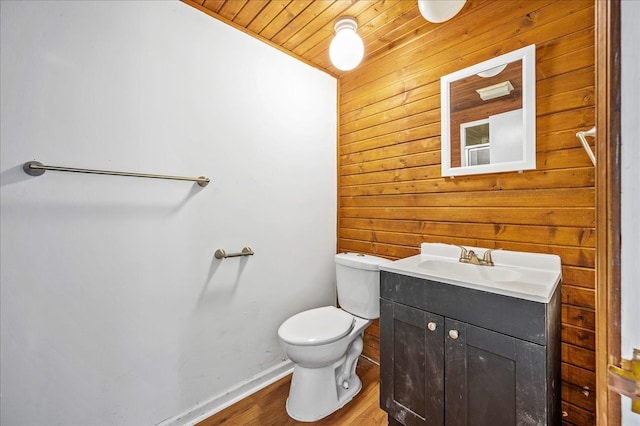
379, 271, 561, 426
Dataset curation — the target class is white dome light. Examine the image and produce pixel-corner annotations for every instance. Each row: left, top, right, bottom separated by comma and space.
329, 17, 364, 71
418, 0, 467, 23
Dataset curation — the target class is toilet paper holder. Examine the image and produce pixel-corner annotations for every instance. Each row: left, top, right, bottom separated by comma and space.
214, 247, 254, 259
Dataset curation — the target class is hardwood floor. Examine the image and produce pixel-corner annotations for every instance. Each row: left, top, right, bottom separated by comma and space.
197, 358, 388, 426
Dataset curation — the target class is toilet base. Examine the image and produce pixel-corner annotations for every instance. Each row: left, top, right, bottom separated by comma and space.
285, 335, 365, 422
285, 364, 362, 422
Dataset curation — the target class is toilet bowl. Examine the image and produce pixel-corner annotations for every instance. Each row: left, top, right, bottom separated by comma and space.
277, 253, 389, 422
279, 306, 371, 421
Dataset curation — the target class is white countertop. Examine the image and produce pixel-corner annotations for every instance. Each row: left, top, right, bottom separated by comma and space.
380, 243, 562, 303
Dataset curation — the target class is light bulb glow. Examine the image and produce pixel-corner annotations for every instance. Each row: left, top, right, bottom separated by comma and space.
329, 18, 364, 71
418, 0, 467, 23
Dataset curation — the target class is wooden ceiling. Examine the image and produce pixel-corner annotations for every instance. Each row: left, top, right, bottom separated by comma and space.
182, 0, 454, 77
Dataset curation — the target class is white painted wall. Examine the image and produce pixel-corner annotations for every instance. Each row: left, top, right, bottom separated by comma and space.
620, 1, 640, 424
0, 1, 337, 425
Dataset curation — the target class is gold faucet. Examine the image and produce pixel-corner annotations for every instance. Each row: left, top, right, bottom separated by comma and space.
457, 246, 499, 266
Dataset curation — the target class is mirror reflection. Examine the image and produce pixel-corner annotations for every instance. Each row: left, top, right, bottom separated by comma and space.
440, 45, 536, 177
460, 120, 490, 166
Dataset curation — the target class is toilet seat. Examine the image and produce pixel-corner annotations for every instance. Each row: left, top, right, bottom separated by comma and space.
279, 306, 355, 346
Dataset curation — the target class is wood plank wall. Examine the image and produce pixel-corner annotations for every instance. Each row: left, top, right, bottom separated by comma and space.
337, 1, 595, 424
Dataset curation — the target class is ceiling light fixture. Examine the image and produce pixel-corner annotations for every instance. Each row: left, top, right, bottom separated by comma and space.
418, 0, 467, 23
329, 17, 364, 71
476, 81, 515, 101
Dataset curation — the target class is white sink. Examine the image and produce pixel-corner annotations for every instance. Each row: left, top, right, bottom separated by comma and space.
380, 243, 561, 302
419, 259, 523, 282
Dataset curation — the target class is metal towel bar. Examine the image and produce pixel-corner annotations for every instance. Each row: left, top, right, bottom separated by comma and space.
215, 247, 254, 259
576, 127, 596, 166
23, 160, 210, 187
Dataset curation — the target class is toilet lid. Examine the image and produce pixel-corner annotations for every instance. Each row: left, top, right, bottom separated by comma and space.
278, 306, 356, 346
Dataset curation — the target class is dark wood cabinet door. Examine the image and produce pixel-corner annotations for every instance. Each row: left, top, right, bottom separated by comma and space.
445, 319, 548, 426
380, 300, 445, 425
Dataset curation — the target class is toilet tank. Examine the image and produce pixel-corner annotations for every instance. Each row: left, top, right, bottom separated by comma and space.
335, 253, 390, 319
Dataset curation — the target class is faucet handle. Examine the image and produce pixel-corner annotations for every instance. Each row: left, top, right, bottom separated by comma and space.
482, 248, 501, 266
456, 245, 469, 262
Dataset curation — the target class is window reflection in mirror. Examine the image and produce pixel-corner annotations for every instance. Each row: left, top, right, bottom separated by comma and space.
460, 120, 490, 166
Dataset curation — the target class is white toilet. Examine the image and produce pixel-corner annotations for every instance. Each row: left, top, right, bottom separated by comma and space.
277, 252, 390, 422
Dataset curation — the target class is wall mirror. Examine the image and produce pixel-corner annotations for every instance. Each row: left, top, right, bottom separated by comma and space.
441, 44, 536, 177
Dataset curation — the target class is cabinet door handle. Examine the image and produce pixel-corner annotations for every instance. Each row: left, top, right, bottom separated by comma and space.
449, 329, 459, 340
427, 322, 437, 331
